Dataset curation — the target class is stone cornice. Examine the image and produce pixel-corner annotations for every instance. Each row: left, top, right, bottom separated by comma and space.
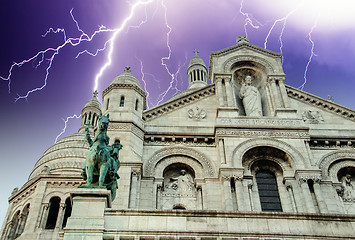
143, 85, 215, 121
102, 83, 146, 98
286, 85, 355, 122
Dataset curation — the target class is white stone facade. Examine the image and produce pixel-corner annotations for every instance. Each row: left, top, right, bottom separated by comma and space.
1, 37, 355, 240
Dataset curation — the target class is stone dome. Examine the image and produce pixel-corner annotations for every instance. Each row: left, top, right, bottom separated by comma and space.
188, 55, 206, 69
83, 93, 101, 110
110, 67, 142, 88
28, 133, 88, 181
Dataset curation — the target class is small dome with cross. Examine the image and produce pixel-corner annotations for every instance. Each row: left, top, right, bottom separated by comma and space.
110, 66, 142, 88
187, 49, 208, 89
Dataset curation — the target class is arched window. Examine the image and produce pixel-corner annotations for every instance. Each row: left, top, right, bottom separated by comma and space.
120, 96, 125, 107
45, 197, 61, 229
61, 198, 72, 228
16, 204, 30, 237
6, 211, 20, 239
256, 170, 282, 212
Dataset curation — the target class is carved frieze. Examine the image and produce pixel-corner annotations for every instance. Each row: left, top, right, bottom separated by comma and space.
218, 118, 303, 128
216, 129, 309, 139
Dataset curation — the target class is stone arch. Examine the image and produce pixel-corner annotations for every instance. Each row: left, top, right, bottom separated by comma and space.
144, 147, 215, 178
155, 156, 203, 179
317, 149, 355, 180
223, 55, 276, 74
232, 138, 307, 170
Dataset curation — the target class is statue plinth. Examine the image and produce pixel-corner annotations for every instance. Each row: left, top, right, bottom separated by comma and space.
63, 188, 111, 240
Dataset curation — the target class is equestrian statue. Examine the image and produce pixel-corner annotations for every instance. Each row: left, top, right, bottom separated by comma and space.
81, 113, 122, 201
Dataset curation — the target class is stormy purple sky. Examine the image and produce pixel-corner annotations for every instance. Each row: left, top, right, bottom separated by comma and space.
1, 0, 355, 224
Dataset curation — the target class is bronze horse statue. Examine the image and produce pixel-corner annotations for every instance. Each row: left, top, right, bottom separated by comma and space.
82, 113, 122, 201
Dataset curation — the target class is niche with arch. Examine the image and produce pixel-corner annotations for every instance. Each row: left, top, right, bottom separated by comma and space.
232, 62, 269, 116
160, 163, 197, 210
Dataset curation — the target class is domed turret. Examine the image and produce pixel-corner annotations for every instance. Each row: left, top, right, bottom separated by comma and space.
79, 90, 102, 133
102, 66, 146, 123
187, 49, 208, 89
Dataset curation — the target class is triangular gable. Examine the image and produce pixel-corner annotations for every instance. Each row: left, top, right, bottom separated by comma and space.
286, 85, 355, 122
142, 84, 215, 122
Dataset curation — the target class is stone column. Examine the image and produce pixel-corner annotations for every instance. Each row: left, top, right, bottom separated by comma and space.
222, 176, 233, 211
41, 203, 50, 228
278, 78, 289, 108
269, 78, 280, 109
215, 77, 225, 107
299, 178, 316, 213
196, 186, 203, 210
234, 177, 245, 211
218, 139, 226, 165
129, 170, 140, 208
224, 77, 234, 107
313, 180, 328, 213
55, 203, 65, 230
285, 183, 297, 212
247, 182, 254, 211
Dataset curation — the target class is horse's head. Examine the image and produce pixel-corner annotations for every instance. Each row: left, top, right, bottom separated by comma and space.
98, 113, 110, 131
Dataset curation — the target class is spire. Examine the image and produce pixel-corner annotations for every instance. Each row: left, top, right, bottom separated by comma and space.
187, 49, 208, 89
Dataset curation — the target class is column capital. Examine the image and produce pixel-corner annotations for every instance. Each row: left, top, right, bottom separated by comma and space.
267, 75, 285, 83
214, 73, 232, 82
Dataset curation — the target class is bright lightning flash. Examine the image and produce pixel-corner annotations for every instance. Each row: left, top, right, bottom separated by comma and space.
55, 114, 82, 143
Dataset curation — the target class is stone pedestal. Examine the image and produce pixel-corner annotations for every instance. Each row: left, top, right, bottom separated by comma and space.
63, 188, 111, 240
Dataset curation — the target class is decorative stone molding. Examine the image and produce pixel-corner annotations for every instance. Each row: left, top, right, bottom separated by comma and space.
12, 186, 36, 204
310, 138, 354, 149
268, 75, 285, 83
187, 107, 207, 120
102, 83, 146, 98
217, 117, 304, 128
223, 55, 275, 74
298, 176, 321, 183
143, 85, 215, 121
108, 122, 144, 140
144, 135, 215, 147
318, 150, 355, 179
231, 138, 306, 169
328, 160, 355, 182
145, 147, 215, 178
217, 129, 309, 139
286, 85, 355, 122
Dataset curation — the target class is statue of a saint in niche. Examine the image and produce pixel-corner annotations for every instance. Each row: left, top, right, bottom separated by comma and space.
239, 75, 263, 116
167, 169, 194, 193
341, 174, 354, 200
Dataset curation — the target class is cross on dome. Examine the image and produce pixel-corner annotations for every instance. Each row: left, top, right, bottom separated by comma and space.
125, 66, 131, 73
93, 90, 98, 98
193, 49, 199, 56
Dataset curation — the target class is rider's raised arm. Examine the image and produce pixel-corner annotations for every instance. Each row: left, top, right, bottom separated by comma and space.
85, 127, 94, 147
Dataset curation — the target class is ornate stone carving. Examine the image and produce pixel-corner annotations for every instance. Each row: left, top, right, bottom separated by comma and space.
239, 75, 263, 117
318, 150, 355, 179
302, 110, 324, 124
187, 107, 206, 120
339, 174, 355, 202
299, 176, 320, 183
145, 147, 215, 177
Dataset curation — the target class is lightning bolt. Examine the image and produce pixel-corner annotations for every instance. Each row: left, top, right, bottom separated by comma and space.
155, 0, 187, 105
239, 0, 263, 37
55, 114, 82, 143
299, 14, 320, 90
263, 2, 303, 58
92, 0, 154, 92
137, 57, 154, 108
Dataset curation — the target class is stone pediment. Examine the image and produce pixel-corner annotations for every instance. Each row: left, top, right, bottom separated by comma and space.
210, 41, 282, 59
286, 85, 355, 122
142, 85, 215, 122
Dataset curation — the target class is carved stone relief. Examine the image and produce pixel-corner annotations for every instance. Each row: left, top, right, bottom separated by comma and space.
187, 107, 206, 120
302, 110, 324, 124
